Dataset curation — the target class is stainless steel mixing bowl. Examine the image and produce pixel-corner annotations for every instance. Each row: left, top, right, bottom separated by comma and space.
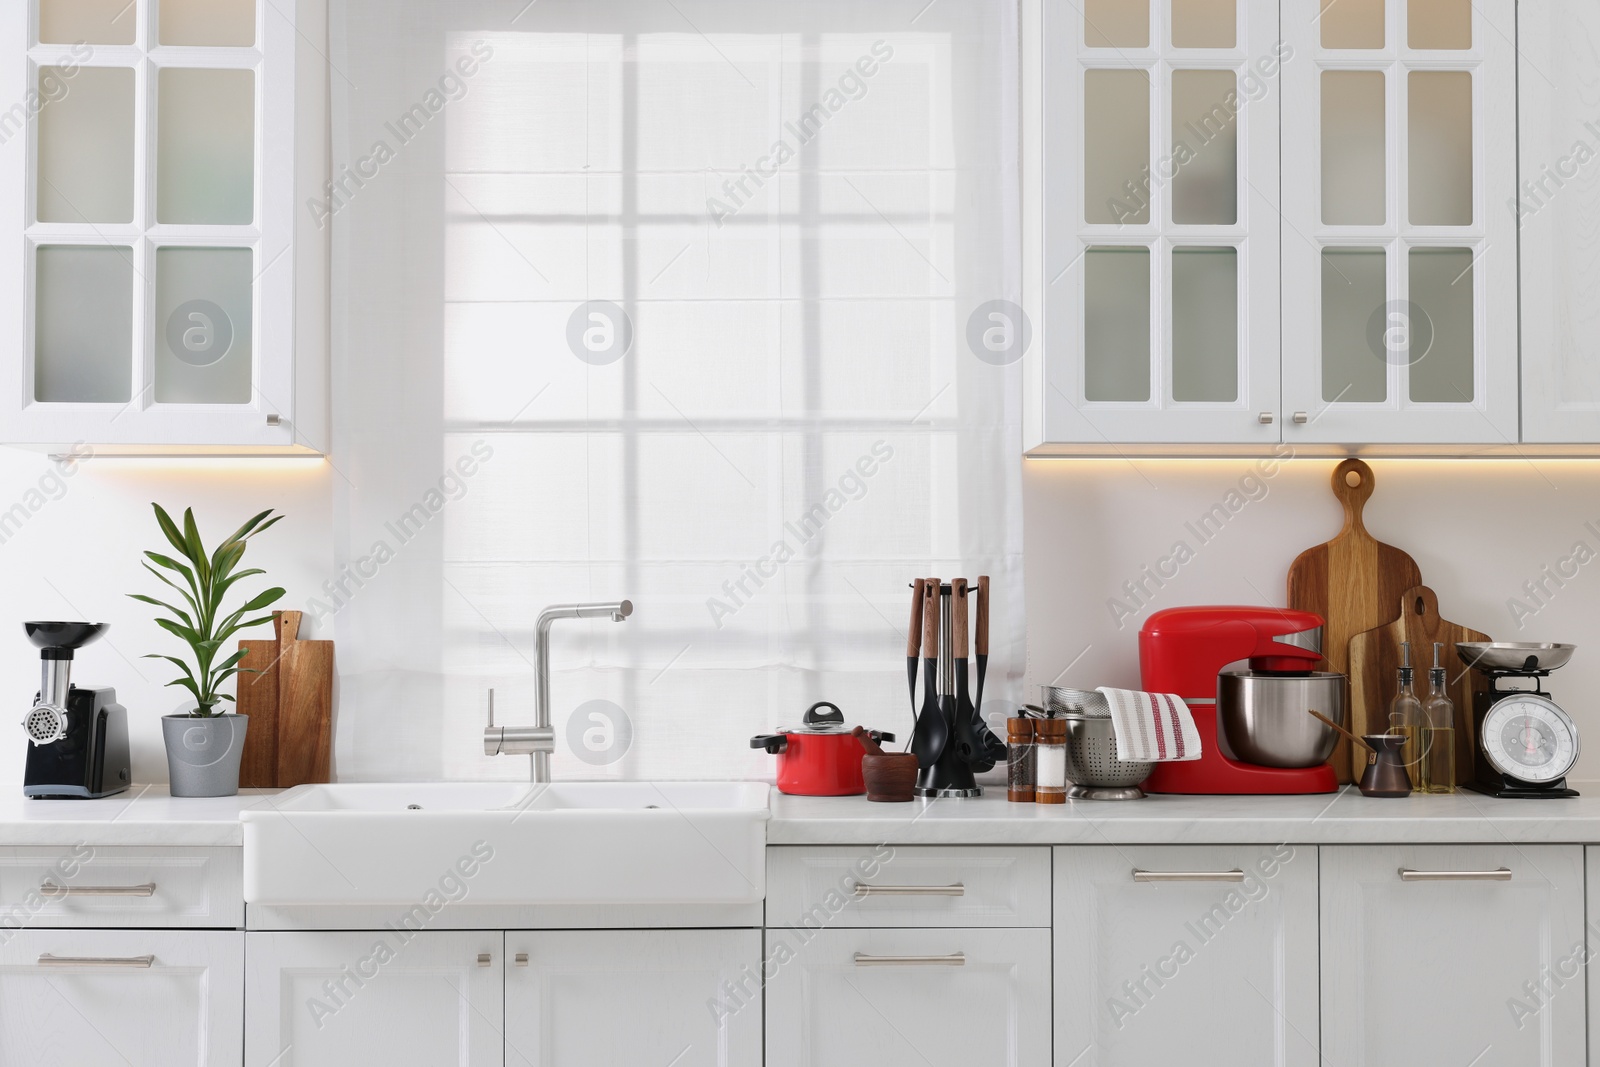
1456, 642, 1576, 673
1061, 714, 1154, 800
1217, 670, 1345, 769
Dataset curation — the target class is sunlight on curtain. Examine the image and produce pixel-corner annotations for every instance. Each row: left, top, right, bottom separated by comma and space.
329, 0, 1022, 780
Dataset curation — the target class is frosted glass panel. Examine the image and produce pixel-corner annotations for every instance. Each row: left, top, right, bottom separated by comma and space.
1172, 0, 1235, 48
39, 0, 136, 45
1085, 0, 1149, 47
1085, 70, 1150, 225
1409, 248, 1473, 403
1408, 72, 1472, 225
157, 69, 255, 224
1322, 71, 1385, 225
35, 247, 132, 403
1409, 0, 1470, 49
1172, 71, 1237, 224
1172, 247, 1238, 402
36, 66, 134, 224
1321, 0, 1384, 48
160, 0, 255, 45
155, 248, 253, 404
1322, 248, 1386, 403
1084, 248, 1151, 402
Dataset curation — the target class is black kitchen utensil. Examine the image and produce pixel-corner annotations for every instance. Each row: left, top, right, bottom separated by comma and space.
906, 578, 926, 721
953, 578, 1005, 771
910, 579, 946, 768
974, 575, 990, 715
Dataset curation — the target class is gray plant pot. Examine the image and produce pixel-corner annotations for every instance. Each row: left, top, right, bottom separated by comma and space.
162, 714, 249, 798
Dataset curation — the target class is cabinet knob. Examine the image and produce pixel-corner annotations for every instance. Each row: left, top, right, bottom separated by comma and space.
1292, 411, 1309, 424
266, 414, 283, 427
477, 953, 492, 967
1258, 412, 1274, 425
515, 952, 529, 966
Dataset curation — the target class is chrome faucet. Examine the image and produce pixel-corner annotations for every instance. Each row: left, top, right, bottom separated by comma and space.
483, 600, 633, 782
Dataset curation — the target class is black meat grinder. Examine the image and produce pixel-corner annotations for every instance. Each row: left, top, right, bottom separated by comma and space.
21, 622, 129, 798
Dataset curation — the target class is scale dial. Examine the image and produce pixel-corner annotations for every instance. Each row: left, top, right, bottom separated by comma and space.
1481, 694, 1580, 784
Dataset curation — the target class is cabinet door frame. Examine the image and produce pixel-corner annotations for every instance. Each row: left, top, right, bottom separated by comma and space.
1034, 0, 1282, 446
0, 927, 243, 1067
1280, 0, 1518, 444
505, 928, 761, 1067
0, 0, 297, 448
244, 929, 504, 1067
1052, 844, 1320, 1067
1518, 0, 1600, 443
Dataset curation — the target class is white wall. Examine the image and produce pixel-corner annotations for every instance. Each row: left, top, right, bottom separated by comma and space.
1025, 457, 1600, 782
0, 450, 332, 788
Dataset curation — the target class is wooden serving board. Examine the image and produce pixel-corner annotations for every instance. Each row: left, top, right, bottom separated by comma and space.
1288, 459, 1423, 783
1348, 587, 1490, 789
235, 609, 334, 787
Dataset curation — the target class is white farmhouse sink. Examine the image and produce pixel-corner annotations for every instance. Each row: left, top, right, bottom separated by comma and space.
242, 781, 770, 906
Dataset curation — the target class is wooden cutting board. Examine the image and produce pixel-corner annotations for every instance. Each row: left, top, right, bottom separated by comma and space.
235, 609, 334, 787
1348, 587, 1490, 789
1288, 459, 1423, 783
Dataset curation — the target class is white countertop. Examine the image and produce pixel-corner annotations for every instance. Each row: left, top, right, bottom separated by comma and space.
7, 782, 1600, 849
768, 785, 1600, 845
0, 785, 280, 846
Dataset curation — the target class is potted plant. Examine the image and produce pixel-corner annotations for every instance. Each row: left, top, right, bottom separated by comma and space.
131, 505, 284, 797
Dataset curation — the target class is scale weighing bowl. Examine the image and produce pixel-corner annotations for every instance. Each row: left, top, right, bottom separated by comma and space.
1456, 642, 1576, 673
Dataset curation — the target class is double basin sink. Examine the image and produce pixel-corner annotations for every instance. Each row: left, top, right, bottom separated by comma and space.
241, 781, 770, 906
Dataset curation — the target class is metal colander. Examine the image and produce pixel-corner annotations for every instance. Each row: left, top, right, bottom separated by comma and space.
1061, 714, 1154, 789
1042, 686, 1111, 717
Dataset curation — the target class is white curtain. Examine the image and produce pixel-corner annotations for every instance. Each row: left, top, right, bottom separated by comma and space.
327, 0, 1024, 781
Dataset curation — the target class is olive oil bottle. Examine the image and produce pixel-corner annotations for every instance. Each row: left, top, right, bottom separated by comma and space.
1389, 642, 1425, 787
1419, 641, 1457, 793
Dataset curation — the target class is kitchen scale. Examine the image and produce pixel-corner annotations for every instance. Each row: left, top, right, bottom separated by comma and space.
1457, 643, 1580, 799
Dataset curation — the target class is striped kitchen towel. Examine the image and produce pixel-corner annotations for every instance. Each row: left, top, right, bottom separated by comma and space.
1097, 687, 1202, 762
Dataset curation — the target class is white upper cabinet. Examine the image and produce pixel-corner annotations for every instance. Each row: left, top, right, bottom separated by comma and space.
1280, 0, 1517, 444
1040, 0, 1282, 444
0, 0, 322, 452
1519, 2, 1600, 443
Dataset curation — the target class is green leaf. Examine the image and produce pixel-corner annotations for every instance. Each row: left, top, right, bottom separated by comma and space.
154, 617, 201, 646
181, 508, 210, 588
126, 593, 193, 627
213, 568, 265, 600
211, 542, 246, 585
217, 509, 276, 553
145, 552, 198, 589
152, 504, 192, 560
214, 648, 250, 672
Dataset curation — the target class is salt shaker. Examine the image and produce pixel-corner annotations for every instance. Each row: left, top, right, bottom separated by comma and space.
1034, 715, 1067, 804
1006, 714, 1035, 803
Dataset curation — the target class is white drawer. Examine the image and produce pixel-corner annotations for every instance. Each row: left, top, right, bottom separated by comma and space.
0, 846, 242, 928
767, 846, 1051, 928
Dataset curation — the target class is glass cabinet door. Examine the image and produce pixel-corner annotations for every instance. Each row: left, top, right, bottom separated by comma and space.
0, 0, 297, 448
1281, 0, 1516, 444
1043, 0, 1281, 444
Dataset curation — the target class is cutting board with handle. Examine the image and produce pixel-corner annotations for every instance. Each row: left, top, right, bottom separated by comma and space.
1287, 459, 1423, 783
235, 609, 334, 788
1348, 586, 1489, 789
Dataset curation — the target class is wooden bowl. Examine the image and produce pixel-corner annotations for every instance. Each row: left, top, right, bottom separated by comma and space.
862, 753, 918, 802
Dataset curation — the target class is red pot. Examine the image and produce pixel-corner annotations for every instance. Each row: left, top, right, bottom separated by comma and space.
751, 702, 896, 796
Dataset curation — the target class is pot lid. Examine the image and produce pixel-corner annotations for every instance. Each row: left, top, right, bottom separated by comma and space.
776, 701, 857, 735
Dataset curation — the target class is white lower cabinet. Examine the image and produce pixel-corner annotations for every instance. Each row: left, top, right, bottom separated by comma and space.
244, 930, 503, 1066
764, 927, 1050, 1066
505, 929, 761, 1067
1053, 844, 1319, 1067
1322, 845, 1586, 1066
0, 929, 243, 1067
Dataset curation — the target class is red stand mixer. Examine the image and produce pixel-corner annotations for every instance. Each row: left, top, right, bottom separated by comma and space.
1140, 606, 1344, 795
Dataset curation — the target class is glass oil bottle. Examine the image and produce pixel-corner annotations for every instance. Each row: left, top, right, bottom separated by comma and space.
1389, 642, 1425, 786
1419, 641, 1457, 793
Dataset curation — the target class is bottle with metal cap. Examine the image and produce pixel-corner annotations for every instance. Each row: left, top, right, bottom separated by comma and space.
1388, 641, 1425, 787
1418, 641, 1456, 793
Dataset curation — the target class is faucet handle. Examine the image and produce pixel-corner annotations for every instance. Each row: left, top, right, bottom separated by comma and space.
487, 688, 495, 728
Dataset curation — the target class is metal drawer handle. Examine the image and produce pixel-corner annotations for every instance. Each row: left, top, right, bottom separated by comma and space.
40, 881, 156, 898
854, 883, 965, 898
37, 954, 154, 969
854, 952, 966, 967
514, 953, 529, 967
476, 953, 492, 967
1132, 869, 1245, 883
1399, 868, 1512, 882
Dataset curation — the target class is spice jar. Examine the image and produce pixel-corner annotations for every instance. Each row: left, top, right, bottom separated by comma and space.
1006, 714, 1036, 803
1034, 715, 1067, 804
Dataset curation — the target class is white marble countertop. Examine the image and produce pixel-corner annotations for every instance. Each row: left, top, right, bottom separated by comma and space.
768, 785, 1600, 845
8, 782, 1600, 849
0, 785, 280, 846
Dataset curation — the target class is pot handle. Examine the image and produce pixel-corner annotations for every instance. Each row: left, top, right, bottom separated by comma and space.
871, 730, 897, 744
750, 734, 787, 754
803, 701, 845, 726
